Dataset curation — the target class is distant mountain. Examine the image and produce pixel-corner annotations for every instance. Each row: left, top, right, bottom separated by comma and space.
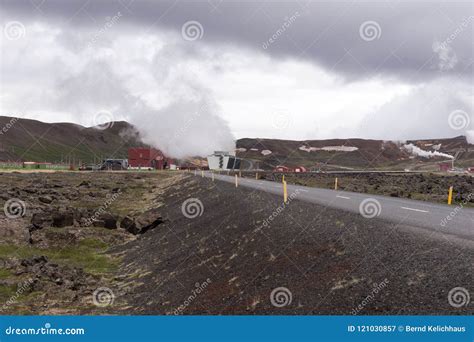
236, 136, 474, 170
0, 116, 142, 163
1, 116, 473, 170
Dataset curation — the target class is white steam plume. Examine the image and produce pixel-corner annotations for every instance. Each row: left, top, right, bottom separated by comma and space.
126, 97, 235, 158
52, 58, 235, 159
403, 143, 453, 159
466, 130, 474, 144
432, 41, 458, 71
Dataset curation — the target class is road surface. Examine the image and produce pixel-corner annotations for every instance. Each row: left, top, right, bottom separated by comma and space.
204, 172, 474, 241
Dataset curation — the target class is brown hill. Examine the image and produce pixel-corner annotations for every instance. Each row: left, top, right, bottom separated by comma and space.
0, 116, 141, 163
236, 136, 474, 170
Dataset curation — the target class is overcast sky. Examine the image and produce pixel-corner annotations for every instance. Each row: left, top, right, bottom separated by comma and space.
0, 0, 473, 156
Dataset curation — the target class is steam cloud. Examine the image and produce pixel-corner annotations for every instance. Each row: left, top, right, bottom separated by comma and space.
126, 97, 235, 158
403, 144, 454, 159
466, 130, 474, 144
432, 41, 458, 71
48, 47, 235, 159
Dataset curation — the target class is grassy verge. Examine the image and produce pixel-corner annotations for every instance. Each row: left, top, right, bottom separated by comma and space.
0, 237, 117, 275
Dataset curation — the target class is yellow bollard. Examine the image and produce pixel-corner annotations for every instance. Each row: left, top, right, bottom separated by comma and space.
235, 174, 238, 187
283, 180, 288, 203
334, 177, 338, 190
448, 186, 453, 205
282, 175, 285, 183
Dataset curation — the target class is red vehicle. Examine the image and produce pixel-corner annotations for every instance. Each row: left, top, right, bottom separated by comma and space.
128, 147, 172, 169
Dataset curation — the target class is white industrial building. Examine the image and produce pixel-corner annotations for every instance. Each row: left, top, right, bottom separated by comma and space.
207, 151, 241, 171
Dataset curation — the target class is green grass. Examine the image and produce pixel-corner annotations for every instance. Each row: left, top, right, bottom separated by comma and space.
0, 237, 117, 275
0, 268, 12, 279
0, 284, 16, 302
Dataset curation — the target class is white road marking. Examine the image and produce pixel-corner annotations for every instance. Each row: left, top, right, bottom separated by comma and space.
298, 189, 309, 192
401, 207, 429, 213
336, 195, 351, 200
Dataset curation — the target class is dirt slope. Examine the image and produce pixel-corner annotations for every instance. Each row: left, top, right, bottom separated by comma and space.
113, 175, 473, 315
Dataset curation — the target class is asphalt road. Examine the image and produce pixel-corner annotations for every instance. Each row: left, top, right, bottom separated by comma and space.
204, 172, 474, 241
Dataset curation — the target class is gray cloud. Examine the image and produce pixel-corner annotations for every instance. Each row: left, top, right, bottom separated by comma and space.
2, 0, 473, 81
0, 0, 473, 146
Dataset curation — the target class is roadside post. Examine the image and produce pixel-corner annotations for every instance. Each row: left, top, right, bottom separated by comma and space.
335, 177, 338, 190
448, 186, 453, 205
283, 178, 288, 203
212, 172, 214, 181
235, 174, 238, 187
255, 172, 258, 180
201, 170, 204, 178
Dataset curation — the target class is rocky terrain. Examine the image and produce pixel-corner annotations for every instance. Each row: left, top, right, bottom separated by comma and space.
0, 171, 182, 314
0, 171, 472, 315
261, 172, 474, 206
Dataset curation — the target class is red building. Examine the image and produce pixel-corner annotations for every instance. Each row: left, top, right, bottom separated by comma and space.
294, 166, 307, 173
273, 165, 291, 172
273, 165, 308, 173
438, 162, 452, 172
128, 147, 172, 169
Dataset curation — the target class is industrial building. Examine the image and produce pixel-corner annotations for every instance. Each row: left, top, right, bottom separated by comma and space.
207, 151, 241, 171
128, 147, 173, 170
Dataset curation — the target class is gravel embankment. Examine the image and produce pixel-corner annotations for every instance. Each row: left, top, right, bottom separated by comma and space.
115, 175, 474, 315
